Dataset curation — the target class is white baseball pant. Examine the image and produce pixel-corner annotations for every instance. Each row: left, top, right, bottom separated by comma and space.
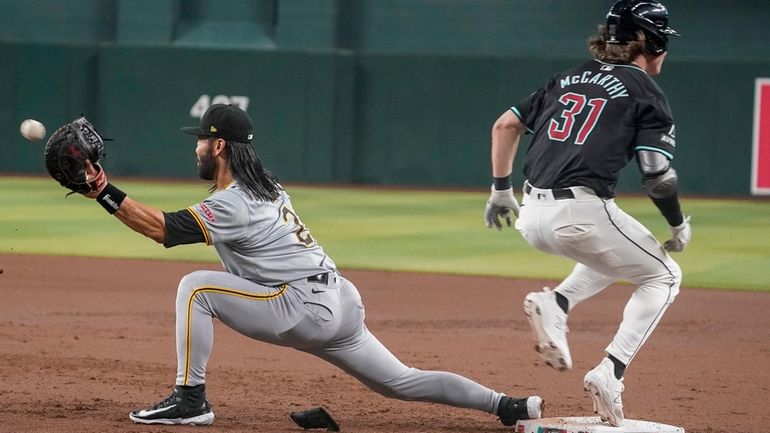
515, 184, 681, 365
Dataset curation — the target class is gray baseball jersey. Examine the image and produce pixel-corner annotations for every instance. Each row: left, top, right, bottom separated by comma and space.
183, 183, 336, 285
161, 182, 510, 416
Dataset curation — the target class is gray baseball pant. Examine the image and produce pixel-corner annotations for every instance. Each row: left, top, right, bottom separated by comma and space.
174, 270, 503, 413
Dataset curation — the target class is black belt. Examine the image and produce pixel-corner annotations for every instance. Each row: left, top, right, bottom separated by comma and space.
307, 272, 331, 285
524, 183, 575, 200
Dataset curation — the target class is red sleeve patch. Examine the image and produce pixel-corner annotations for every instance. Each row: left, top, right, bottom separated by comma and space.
199, 203, 216, 222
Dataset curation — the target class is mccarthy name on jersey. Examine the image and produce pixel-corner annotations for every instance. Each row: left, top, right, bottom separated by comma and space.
559, 70, 629, 99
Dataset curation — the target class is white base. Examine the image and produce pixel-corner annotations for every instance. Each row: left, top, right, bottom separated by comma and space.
515, 416, 684, 433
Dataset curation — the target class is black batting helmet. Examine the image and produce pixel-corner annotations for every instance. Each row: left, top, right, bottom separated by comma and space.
605, 0, 680, 55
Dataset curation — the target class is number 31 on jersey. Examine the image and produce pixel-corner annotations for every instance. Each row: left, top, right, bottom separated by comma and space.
548, 92, 607, 145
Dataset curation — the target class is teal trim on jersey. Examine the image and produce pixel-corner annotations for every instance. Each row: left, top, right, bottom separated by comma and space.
509, 107, 533, 134
634, 145, 674, 160
593, 59, 646, 74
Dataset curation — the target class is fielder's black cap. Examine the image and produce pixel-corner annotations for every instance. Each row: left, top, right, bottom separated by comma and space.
181, 103, 254, 144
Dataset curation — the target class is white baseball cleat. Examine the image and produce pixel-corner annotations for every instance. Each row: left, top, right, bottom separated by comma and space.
523, 288, 572, 371
583, 357, 625, 427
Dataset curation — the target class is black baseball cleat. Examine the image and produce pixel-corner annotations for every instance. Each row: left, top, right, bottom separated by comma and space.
290, 406, 340, 431
497, 395, 544, 427
129, 384, 214, 425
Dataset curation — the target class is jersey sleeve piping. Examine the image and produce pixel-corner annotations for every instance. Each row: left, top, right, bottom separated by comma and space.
634, 145, 674, 160
187, 207, 212, 245
509, 106, 533, 134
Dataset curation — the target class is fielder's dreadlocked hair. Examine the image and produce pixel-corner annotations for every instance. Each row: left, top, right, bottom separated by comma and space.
218, 139, 281, 201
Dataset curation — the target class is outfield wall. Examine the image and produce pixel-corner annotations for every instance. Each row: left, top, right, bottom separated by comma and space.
2, 1, 769, 196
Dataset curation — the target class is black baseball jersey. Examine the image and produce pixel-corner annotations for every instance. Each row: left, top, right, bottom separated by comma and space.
512, 59, 676, 198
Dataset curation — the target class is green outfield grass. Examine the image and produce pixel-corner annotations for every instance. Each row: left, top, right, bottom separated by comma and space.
2, 176, 768, 291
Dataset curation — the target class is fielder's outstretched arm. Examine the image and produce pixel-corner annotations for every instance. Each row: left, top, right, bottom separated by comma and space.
84, 161, 212, 248
112, 198, 166, 243
83, 160, 171, 245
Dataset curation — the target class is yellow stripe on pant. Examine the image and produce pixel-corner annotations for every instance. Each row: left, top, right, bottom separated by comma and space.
183, 284, 288, 385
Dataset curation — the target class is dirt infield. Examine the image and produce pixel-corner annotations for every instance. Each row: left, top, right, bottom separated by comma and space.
1, 254, 768, 433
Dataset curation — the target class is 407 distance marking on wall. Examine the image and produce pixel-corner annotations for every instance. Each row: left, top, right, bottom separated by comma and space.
190, 94, 250, 118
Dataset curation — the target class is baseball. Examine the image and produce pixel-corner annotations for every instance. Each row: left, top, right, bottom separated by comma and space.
20, 119, 46, 141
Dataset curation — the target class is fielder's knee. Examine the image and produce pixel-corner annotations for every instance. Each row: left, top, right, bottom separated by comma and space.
177, 270, 212, 300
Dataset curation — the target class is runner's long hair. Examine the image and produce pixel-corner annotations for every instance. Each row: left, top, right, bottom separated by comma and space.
218, 139, 281, 201
588, 25, 646, 63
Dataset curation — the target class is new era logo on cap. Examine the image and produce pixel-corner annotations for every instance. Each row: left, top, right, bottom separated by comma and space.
181, 104, 254, 144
